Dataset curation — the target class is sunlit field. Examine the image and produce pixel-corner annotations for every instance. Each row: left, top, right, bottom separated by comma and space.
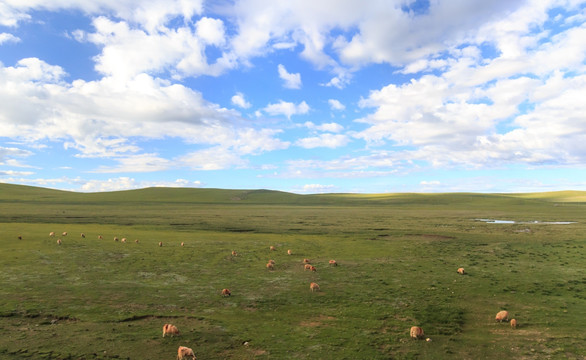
1, 184, 585, 359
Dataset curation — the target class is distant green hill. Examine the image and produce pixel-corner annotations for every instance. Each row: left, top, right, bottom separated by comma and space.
1, 182, 585, 206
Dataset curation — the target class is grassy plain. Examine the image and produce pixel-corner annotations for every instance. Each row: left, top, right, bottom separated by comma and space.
0, 183, 585, 359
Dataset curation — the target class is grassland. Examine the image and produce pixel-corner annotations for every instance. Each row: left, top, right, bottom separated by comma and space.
0, 183, 585, 359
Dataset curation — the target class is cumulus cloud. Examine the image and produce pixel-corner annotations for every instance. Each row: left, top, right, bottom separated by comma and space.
263, 100, 310, 119
328, 99, 345, 111
0, 58, 288, 171
0, 32, 19, 44
278, 64, 302, 89
296, 134, 349, 149
304, 121, 344, 133
231, 92, 251, 109
0, 146, 33, 164
2, 0, 204, 32
79, 177, 204, 192
298, 183, 336, 194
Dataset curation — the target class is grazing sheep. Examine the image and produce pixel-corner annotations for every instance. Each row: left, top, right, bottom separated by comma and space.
329, 260, 337, 266
181, 242, 185, 247
266, 262, 275, 270
304, 264, 312, 270
221, 288, 231, 297
495, 310, 509, 322
49, 232, 55, 237
268, 259, 276, 265
510, 318, 517, 329
287, 249, 292, 255
270, 246, 276, 251
310, 282, 320, 292
62, 232, 67, 236
232, 250, 237, 256
457, 267, 465, 275
81, 233, 85, 238
135, 239, 139, 244
410, 326, 425, 339
121, 238, 127, 243
163, 324, 180, 337
98, 235, 103, 240
177, 346, 196, 360
303, 259, 311, 264
57, 239, 62, 245
114, 236, 119, 242
310, 266, 317, 272
159, 242, 163, 247
18, 235, 22, 240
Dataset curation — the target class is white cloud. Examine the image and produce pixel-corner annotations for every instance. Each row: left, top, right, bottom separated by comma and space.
263, 100, 310, 119
296, 133, 349, 149
0, 146, 33, 164
328, 99, 345, 111
178, 146, 247, 171
298, 183, 336, 194
2, 0, 204, 32
85, 16, 233, 79
0, 169, 35, 177
79, 177, 204, 192
0, 59, 288, 168
231, 92, 251, 109
304, 121, 344, 133
420, 180, 440, 186
0, 3, 30, 27
91, 153, 172, 173
195, 17, 226, 46
277, 64, 302, 89
0, 32, 19, 44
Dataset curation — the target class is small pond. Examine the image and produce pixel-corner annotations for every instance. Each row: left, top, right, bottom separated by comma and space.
475, 219, 576, 224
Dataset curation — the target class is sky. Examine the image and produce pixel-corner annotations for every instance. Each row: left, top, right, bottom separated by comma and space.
1, 0, 586, 194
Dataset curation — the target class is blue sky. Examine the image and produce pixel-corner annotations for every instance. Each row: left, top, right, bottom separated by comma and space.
1, 0, 586, 193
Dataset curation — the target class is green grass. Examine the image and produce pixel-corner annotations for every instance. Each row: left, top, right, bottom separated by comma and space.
0, 184, 585, 359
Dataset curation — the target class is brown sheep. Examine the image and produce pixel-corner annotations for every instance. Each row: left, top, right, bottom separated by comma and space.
266, 262, 275, 270
304, 264, 312, 270
329, 260, 337, 266
457, 267, 465, 275
62, 232, 67, 236
114, 236, 119, 242
159, 241, 163, 247
135, 239, 139, 244
163, 323, 180, 337
310, 266, 317, 272
181, 242, 185, 247
177, 346, 196, 360
232, 250, 237, 256
121, 238, 127, 243
410, 326, 425, 339
270, 245, 276, 251
18, 235, 22, 240
510, 318, 517, 329
268, 259, 276, 265
287, 249, 292, 255
98, 235, 103, 240
81, 233, 85, 238
495, 310, 509, 322
310, 282, 320, 292
221, 288, 231, 297
49, 232, 55, 237
303, 259, 311, 264
57, 239, 62, 245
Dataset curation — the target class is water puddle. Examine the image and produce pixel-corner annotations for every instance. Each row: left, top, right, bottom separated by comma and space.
475, 219, 576, 225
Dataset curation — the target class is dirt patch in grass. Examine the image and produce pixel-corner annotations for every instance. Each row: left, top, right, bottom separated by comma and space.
299, 315, 336, 327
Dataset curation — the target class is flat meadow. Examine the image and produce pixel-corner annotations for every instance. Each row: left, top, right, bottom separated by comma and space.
1, 184, 585, 359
